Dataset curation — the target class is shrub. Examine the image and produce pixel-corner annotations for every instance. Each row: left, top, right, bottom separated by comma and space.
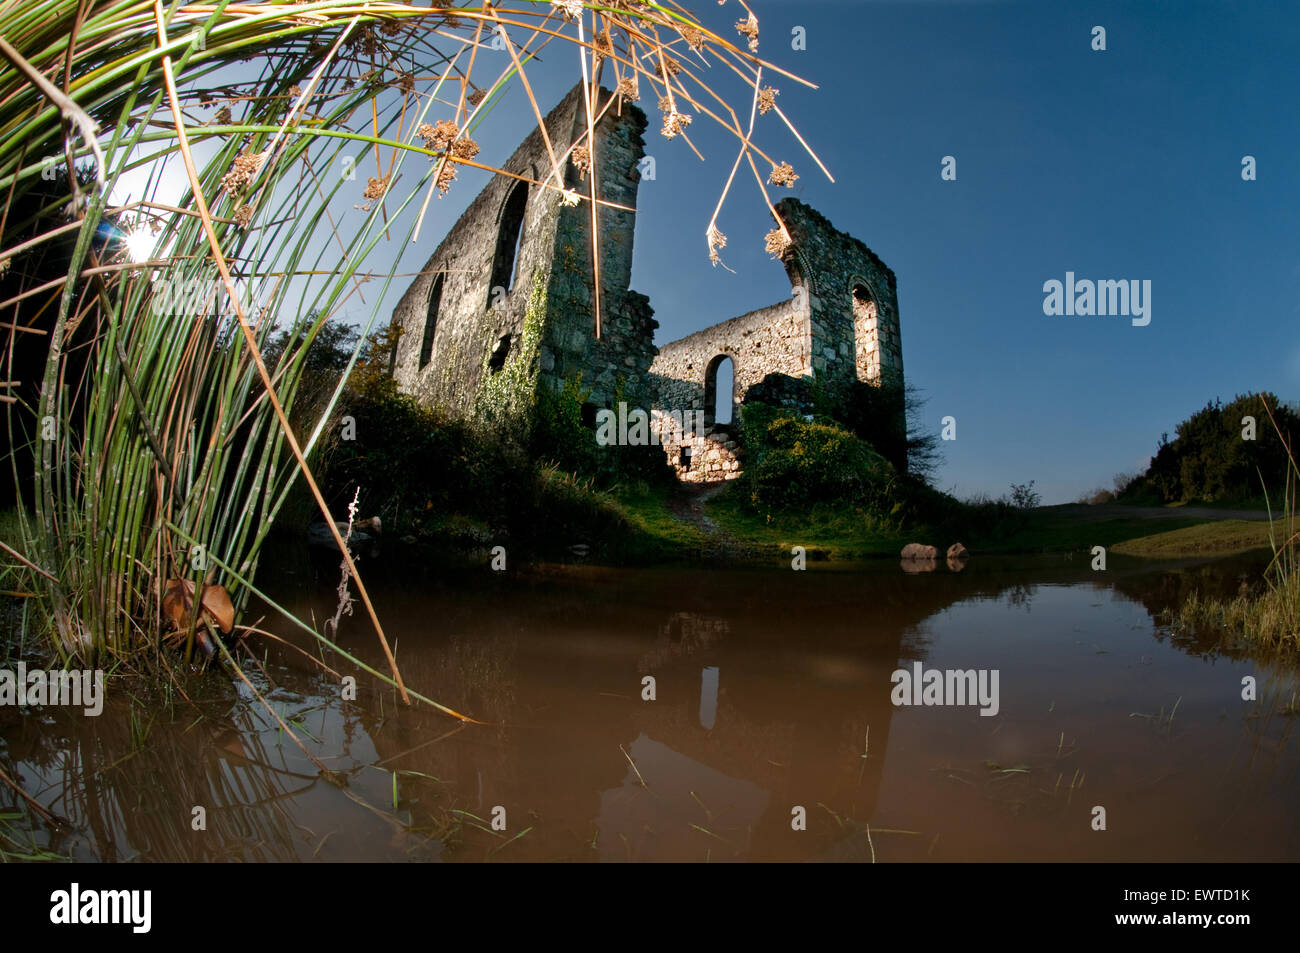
1128, 393, 1300, 503
739, 402, 896, 510
1009, 480, 1042, 509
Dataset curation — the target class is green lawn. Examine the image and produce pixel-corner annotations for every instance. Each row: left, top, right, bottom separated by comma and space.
704, 487, 908, 560
972, 514, 1208, 555
698, 488, 1270, 561
1112, 520, 1277, 557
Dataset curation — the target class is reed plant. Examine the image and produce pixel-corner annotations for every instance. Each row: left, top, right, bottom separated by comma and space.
0, 1, 822, 705
1175, 399, 1299, 654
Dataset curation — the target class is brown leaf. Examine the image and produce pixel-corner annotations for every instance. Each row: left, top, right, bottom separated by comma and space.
200, 583, 235, 633
162, 578, 235, 635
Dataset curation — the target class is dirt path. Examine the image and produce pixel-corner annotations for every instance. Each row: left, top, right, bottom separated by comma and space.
666, 482, 729, 532
666, 482, 758, 558
1039, 503, 1270, 522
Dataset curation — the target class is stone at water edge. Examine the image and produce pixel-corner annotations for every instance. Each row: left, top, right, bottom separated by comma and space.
900, 543, 938, 560
947, 542, 969, 560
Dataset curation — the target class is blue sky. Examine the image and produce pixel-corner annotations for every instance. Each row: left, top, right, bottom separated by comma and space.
619, 0, 1298, 504
200, 0, 1297, 505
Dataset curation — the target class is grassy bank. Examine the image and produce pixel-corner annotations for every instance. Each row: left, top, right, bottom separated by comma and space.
1112, 520, 1274, 558
1165, 405, 1299, 655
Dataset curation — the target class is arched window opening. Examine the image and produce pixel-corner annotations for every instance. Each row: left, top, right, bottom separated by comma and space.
703, 354, 735, 428
787, 259, 806, 304
420, 273, 444, 369
488, 333, 512, 373
851, 283, 879, 383
489, 181, 528, 303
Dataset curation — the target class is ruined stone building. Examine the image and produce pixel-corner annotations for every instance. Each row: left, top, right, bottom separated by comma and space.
390, 83, 903, 482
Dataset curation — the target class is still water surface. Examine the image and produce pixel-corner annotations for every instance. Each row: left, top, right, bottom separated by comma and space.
3, 552, 1296, 861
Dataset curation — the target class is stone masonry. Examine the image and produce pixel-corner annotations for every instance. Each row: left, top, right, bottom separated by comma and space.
390, 83, 656, 415
390, 84, 904, 484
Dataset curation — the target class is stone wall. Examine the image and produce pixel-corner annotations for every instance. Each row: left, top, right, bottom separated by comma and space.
775, 197, 903, 390
387, 87, 905, 486
644, 198, 905, 481
539, 92, 657, 409
391, 84, 656, 415
647, 297, 809, 422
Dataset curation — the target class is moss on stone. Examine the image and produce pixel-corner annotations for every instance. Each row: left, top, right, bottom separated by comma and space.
473, 269, 548, 430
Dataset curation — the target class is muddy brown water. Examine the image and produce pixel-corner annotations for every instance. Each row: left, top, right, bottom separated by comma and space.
2, 549, 1296, 862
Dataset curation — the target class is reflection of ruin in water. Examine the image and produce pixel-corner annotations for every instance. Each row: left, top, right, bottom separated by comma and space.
3, 554, 1298, 861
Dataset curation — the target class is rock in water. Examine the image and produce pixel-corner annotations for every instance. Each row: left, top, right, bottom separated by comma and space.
307, 516, 382, 548
900, 543, 938, 560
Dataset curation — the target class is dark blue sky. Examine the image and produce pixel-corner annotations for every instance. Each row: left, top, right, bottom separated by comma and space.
365, 0, 1300, 503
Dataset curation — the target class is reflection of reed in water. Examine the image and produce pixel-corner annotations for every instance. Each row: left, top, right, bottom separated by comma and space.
1237, 670, 1300, 772
358, 633, 520, 856
2, 679, 331, 861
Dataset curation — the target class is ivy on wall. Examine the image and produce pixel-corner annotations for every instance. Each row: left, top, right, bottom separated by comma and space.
474, 269, 548, 433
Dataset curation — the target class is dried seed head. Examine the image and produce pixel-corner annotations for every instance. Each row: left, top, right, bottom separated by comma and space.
658, 56, 682, 78
560, 188, 581, 207
288, 85, 302, 98
616, 76, 639, 101
417, 119, 460, 153
680, 25, 706, 50
735, 13, 759, 52
765, 227, 792, 258
768, 161, 798, 187
396, 71, 415, 95
232, 205, 253, 228
220, 149, 268, 196
757, 86, 778, 115
551, 0, 584, 20
708, 225, 727, 265
571, 145, 592, 179
593, 29, 614, 63
450, 137, 480, 161
213, 105, 233, 126
346, 24, 379, 57
363, 175, 390, 200
661, 109, 692, 139
430, 0, 462, 29
467, 88, 487, 107
657, 95, 672, 113
436, 163, 457, 195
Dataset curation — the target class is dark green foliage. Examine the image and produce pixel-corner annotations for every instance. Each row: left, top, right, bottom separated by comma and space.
738, 402, 896, 510
531, 375, 597, 477
730, 401, 1031, 547
1125, 393, 1299, 504
1009, 481, 1042, 509
806, 377, 941, 481
296, 319, 668, 561
0, 165, 124, 510
521, 374, 677, 491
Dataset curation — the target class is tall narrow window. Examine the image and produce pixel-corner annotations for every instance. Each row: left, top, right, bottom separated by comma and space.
489, 181, 528, 303
703, 354, 735, 428
852, 283, 879, 383
420, 273, 444, 369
